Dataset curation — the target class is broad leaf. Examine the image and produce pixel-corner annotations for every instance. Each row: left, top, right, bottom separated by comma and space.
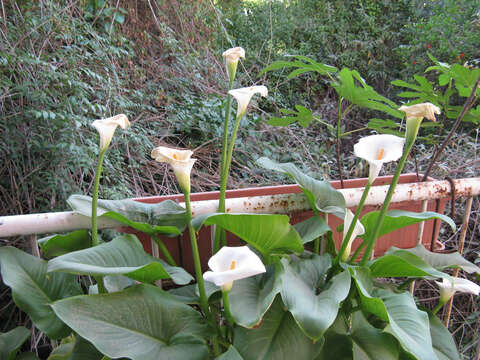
428, 312, 460, 360
216, 346, 244, 360
316, 330, 352, 360
47, 234, 193, 285
280, 255, 350, 340
229, 266, 281, 328
350, 311, 399, 360
377, 289, 437, 360
293, 216, 330, 244
257, 157, 346, 217
38, 230, 91, 258
0, 326, 30, 360
386, 245, 480, 275
0, 247, 81, 339
349, 266, 388, 321
234, 297, 324, 360
68, 194, 186, 236
193, 213, 303, 260
51, 284, 209, 360
369, 251, 449, 279
16, 354, 40, 360
360, 210, 456, 241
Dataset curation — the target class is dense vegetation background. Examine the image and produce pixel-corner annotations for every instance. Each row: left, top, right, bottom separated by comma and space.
0, 0, 479, 357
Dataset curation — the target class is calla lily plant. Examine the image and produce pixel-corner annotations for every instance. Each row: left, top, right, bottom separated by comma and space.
4, 49, 480, 360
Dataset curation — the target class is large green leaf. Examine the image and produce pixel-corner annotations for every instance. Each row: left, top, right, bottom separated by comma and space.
68, 194, 186, 236
0, 326, 30, 360
350, 269, 438, 359
293, 216, 331, 244
38, 230, 91, 258
360, 210, 456, 241
350, 311, 399, 360
51, 284, 209, 360
428, 312, 460, 360
386, 245, 480, 275
349, 266, 388, 321
47, 234, 193, 285
216, 346, 244, 360
229, 266, 281, 328
377, 289, 437, 360
257, 157, 346, 217
369, 251, 450, 279
193, 213, 303, 260
0, 247, 81, 339
280, 255, 350, 340
234, 297, 324, 360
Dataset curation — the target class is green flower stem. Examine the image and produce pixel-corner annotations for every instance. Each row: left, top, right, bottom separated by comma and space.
336, 97, 344, 188
184, 191, 209, 315
152, 235, 177, 266
222, 290, 235, 327
215, 111, 246, 251
94, 275, 107, 293
432, 302, 444, 315
314, 236, 320, 254
348, 239, 367, 264
359, 140, 415, 266
214, 78, 235, 254
91, 147, 107, 247
337, 181, 372, 263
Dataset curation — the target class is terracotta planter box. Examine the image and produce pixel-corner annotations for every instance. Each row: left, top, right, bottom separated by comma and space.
122, 174, 447, 274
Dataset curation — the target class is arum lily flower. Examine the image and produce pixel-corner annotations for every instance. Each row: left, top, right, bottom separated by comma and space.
435, 277, 480, 303
223, 47, 245, 84
228, 86, 268, 119
399, 103, 441, 144
92, 114, 130, 151
151, 146, 196, 193
341, 209, 365, 261
203, 246, 266, 292
354, 134, 405, 183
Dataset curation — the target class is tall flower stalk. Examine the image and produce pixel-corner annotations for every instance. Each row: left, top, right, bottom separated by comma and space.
215, 47, 244, 253
214, 84, 268, 253
91, 114, 130, 246
359, 103, 440, 265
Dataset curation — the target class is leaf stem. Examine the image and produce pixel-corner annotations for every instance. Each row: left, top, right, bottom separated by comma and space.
432, 302, 443, 315
152, 235, 177, 266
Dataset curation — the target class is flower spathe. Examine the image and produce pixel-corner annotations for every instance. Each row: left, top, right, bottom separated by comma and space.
399, 102, 441, 144
223, 47, 245, 84
92, 114, 130, 151
354, 134, 405, 183
203, 246, 266, 292
435, 277, 480, 303
151, 146, 196, 193
228, 86, 268, 119
341, 209, 365, 261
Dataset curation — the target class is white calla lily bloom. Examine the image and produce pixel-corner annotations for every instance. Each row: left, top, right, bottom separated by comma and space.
92, 114, 130, 151
354, 134, 405, 183
223, 47, 245, 84
203, 246, 266, 292
435, 277, 480, 303
151, 146, 196, 193
341, 209, 365, 261
399, 102, 441, 143
228, 86, 268, 119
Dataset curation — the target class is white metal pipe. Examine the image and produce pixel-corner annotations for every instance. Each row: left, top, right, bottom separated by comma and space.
1, 178, 479, 237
